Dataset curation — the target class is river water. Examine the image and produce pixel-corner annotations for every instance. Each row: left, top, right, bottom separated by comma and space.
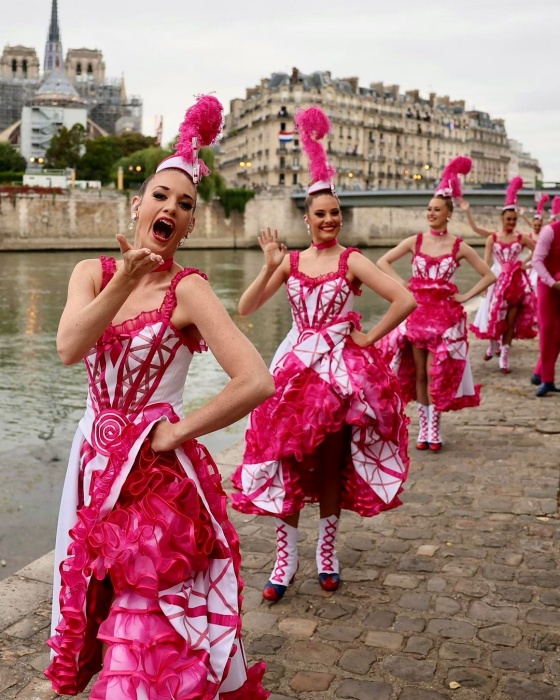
0, 246, 480, 576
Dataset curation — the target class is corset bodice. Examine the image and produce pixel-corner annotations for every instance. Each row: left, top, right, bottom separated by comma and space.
79, 259, 207, 450
286, 248, 361, 332
492, 234, 524, 266
410, 234, 461, 287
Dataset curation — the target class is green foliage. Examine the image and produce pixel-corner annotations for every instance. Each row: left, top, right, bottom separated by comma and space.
79, 138, 122, 183
45, 124, 86, 169
0, 143, 26, 173
0, 171, 24, 183
115, 146, 172, 187
196, 147, 226, 203
219, 188, 255, 217
111, 133, 157, 157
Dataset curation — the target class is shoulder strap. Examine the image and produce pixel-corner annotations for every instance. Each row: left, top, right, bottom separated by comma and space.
100, 256, 116, 291
339, 247, 361, 276
452, 237, 463, 257
161, 267, 209, 318
289, 250, 299, 274
415, 234, 423, 254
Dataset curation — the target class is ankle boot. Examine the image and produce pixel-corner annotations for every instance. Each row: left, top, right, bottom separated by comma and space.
316, 515, 340, 591
416, 403, 429, 450
499, 344, 511, 374
263, 519, 298, 603
428, 404, 442, 451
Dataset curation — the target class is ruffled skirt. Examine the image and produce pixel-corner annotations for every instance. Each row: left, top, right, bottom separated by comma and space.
470, 262, 536, 341
46, 440, 269, 699
380, 284, 480, 412
231, 337, 409, 518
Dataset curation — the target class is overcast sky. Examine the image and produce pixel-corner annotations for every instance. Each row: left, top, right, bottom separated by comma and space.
3, 0, 559, 181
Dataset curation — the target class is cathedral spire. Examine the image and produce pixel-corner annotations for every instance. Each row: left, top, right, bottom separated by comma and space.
44, 0, 64, 73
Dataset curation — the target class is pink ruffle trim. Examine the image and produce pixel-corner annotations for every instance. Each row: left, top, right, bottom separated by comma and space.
232, 339, 409, 517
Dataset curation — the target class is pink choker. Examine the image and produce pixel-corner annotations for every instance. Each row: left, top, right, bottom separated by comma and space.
312, 239, 338, 250
429, 229, 448, 237
151, 257, 174, 272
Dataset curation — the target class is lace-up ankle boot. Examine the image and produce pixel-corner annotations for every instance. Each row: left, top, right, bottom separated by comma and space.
499, 344, 511, 374
484, 340, 499, 361
416, 403, 429, 450
428, 405, 442, 451
316, 515, 341, 591
262, 519, 298, 603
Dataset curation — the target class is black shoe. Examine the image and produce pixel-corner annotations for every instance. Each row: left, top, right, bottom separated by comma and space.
536, 382, 560, 397
530, 374, 542, 386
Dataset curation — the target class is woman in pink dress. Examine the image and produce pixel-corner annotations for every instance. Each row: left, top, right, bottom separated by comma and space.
377, 157, 495, 451
462, 178, 536, 373
45, 97, 273, 700
231, 107, 416, 603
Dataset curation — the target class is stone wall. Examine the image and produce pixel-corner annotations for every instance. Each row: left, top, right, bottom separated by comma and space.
0, 188, 517, 251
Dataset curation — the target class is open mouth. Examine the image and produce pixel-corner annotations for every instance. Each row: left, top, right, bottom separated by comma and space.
153, 218, 175, 241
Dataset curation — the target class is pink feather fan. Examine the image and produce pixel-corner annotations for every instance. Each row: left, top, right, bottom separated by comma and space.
295, 106, 336, 185
435, 156, 472, 198
503, 176, 523, 208
551, 196, 560, 218
175, 95, 223, 180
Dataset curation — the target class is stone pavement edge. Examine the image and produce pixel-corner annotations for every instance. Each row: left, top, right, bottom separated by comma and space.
1, 335, 559, 699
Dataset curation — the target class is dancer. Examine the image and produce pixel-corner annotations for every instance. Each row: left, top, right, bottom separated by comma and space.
520, 193, 550, 241
465, 177, 536, 372
45, 96, 273, 699
532, 196, 560, 396
231, 106, 416, 603
378, 156, 495, 451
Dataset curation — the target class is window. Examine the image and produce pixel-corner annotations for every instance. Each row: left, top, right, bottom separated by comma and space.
292, 173, 298, 185
76, 62, 82, 75
279, 173, 285, 185
22, 59, 28, 78
87, 63, 93, 75
11, 58, 17, 75
279, 156, 285, 169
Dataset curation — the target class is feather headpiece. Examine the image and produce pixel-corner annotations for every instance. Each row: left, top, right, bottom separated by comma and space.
156, 95, 223, 184
551, 196, 560, 219
294, 106, 337, 195
534, 193, 550, 219
502, 176, 523, 211
434, 156, 472, 198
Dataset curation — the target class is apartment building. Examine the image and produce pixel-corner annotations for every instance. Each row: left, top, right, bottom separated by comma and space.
219, 68, 540, 191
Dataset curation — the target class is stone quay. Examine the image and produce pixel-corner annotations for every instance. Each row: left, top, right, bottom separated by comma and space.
1, 187, 519, 251
1, 335, 559, 699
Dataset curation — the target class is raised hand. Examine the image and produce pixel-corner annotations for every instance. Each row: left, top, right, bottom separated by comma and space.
457, 198, 470, 211
116, 233, 164, 279
257, 227, 287, 269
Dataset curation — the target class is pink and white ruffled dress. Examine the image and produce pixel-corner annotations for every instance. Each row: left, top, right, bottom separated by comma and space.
379, 234, 480, 412
46, 257, 268, 700
470, 234, 536, 341
231, 248, 409, 519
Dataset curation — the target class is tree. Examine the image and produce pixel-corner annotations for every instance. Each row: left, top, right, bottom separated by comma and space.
111, 132, 157, 157
79, 138, 122, 183
115, 146, 172, 187
45, 124, 86, 169
197, 147, 226, 203
0, 142, 26, 172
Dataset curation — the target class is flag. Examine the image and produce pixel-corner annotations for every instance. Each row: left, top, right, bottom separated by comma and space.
279, 131, 293, 143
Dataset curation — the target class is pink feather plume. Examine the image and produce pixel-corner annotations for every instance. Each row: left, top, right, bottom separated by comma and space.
552, 196, 560, 217
294, 107, 336, 184
504, 176, 524, 207
175, 95, 223, 178
436, 156, 472, 198
536, 193, 550, 216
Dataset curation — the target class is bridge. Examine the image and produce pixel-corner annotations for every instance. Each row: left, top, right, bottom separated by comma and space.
291, 188, 560, 209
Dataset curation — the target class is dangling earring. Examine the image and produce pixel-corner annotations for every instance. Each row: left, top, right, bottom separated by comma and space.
306, 224, 311, 236
128, 211, 138, 231
179, 223, 194, 248
340, 221, 343, 231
